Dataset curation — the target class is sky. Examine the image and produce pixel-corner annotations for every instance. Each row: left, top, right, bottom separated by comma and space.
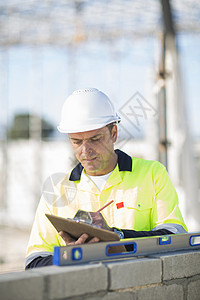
178, 33, 200, 138
0, 33, 200, 140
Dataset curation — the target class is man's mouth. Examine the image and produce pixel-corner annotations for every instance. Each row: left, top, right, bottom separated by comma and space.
83, 157, 97, 162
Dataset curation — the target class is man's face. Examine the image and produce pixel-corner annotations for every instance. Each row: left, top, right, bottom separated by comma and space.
69, 125, 117, 176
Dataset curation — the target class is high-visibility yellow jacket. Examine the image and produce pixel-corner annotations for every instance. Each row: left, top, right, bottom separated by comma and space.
26, 149, 187, 266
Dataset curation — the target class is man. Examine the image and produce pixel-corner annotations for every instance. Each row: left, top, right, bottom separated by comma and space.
25, 88, 187, 269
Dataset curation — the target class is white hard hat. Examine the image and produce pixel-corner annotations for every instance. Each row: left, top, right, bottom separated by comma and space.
57, 88, 121, 133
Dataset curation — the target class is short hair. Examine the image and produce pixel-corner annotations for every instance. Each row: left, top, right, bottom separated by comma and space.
106, 122, 116, 135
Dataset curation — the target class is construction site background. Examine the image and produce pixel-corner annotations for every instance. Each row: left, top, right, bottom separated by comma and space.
0, 0, 200, 275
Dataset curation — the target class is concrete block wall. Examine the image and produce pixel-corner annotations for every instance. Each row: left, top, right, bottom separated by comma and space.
0, 249, 200, 300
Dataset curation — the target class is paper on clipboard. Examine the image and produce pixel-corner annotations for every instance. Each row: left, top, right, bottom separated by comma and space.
45, 213, 126, 253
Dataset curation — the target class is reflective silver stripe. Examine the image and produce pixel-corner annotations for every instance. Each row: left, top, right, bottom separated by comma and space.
25, 251, 53, 268
152, 223, 187, 234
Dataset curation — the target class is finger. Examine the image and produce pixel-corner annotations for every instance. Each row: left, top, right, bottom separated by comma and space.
59, 231, 75, 244
88, 237, 100, 244
75, 233, 89, 245
90, 212, 101, 220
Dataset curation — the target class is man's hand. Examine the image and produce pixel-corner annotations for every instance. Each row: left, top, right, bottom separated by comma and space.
89, 212, 111, 231
59, 211, 110, 246
59, 231, 100, 246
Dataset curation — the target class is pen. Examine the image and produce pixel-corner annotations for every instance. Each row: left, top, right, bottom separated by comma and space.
97, 200, 114, 212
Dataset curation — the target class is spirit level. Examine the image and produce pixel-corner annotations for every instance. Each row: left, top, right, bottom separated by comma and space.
53, 232, 200, 266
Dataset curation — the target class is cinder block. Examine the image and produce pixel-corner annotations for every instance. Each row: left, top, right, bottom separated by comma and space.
106, 257, 161, 290
187, 279, 200, 300
33, 264, 108, 299
81, 291, 136, 300
136, 283, 184, 300
0, 270, 44, 300
149, 250, 200, 281
102, 291, 136, 300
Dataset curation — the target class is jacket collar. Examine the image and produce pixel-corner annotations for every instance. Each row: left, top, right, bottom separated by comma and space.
69, 149, 132, 181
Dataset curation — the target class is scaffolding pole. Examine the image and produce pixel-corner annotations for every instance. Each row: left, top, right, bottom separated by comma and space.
0, 48, 9, 219
158, 0, 176, 169
159, 0, 200, 230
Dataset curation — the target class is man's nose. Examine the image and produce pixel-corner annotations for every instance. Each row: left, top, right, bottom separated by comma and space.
81, 141, 92, 154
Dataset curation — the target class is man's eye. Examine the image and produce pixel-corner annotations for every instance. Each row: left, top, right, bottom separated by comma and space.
91, 137, 101, 142
73, 140, 81, 145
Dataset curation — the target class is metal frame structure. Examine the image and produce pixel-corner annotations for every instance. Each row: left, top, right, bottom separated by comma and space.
0, 1, 200, 47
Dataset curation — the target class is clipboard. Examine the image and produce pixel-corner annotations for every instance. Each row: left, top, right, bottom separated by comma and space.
45, 213, 126, 253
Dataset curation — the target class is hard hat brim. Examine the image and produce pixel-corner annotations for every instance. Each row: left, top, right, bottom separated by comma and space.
57, 117, 121, 134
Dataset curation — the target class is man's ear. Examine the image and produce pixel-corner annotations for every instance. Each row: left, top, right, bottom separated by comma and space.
112, 125, 118, 143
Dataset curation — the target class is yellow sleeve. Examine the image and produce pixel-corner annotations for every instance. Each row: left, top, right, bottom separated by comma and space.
151, 162, 188, 232
26, 193, 63, 260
